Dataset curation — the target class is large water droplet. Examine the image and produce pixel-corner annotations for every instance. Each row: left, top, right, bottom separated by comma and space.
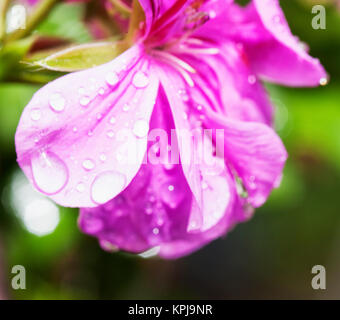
49, 93, 66, 112
132, 119, 149, 138
91, 171, 126, 204
132, 71, 149, 88
31, 151, 68, 194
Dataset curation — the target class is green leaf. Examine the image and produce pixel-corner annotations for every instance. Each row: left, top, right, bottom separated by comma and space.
32, 41, 124, 72
36, 3, 92, 43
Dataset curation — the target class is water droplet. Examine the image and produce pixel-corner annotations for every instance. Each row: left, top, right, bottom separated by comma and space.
80, 96, 91, 107
109, 116, 116, 125
106, 130, 115, 138
132, 71, 149, 88
145, 206, 153, 215
78, 87, 85, 95
98, 88, 105, 95
99, 153, 107, 162
31, 151, 68, 195
201, 181, 208, 190
106, 71, 119, 87
123, 103, 130, 112
320, 77, 328, 86
178, 89, 189, 102
132, 119, 149, 138
88, 130, 94, 137
73, 126, 78, 133
152, 227, 159, 235
49, 93, 66, 112
76, 182, 85, 193
91, 171, 126, 204
209, 10, 216, 19
248, 75, 256, 84
96, 113, 102, 120
30, 109, 41, 121
168, 185, 174, 192
82, 159, 95, 171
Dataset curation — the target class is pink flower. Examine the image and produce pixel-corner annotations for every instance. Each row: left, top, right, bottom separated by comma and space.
15, 0, 327, 258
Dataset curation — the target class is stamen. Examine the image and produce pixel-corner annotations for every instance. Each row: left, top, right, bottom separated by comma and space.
175, 45, 220, 55
152, 50, 195, 87
153, 50, 196, 74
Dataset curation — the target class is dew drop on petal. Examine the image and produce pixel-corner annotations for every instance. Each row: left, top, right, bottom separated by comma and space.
49, 93, 66, 112
320, 77, 328, 86
78, 87, 85, 95
98, 88, 105, 95
99, 153, 107, 162
248, 75, 256, 85
30, 109, 41, 121
91, 171, 126, 204
106, 71, 119, 87
201, 181, 208, 190
80, 96, 91, 107
123, 103, 130, 112
109, 117, 116, 125
106, 130, 115, 138
152, 227, 159, 235
82, 159, 95, 171
31, 151, 68, 195
132, 119, 149, 138
132, 71, 149, 88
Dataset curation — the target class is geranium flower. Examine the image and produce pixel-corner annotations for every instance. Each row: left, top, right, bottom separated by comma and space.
15, 0, 327, 258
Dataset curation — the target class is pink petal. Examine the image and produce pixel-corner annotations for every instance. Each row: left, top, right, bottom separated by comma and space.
79, 89, 237, 259
204, 109, 287, 208
246, 0, 328, 86
155, 63, 235, 233
15, 44, 159, 208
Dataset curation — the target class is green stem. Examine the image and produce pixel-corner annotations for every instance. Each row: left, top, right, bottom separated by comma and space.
5, 0, 59, 43
125, 0, 145, 45
0, 0, 11, 41
108, 0, 132, 17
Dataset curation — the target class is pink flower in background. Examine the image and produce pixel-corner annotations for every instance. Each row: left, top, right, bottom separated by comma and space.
15, 0, 327, 258
25, 0, 87, 5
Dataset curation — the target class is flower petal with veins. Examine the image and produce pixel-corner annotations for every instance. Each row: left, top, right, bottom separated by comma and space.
16, 45, 159, 208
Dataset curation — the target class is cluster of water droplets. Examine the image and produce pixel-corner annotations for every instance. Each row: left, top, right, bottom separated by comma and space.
28, 64, 155, 206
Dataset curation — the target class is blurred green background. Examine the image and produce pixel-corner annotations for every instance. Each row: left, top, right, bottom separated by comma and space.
0, 0, 340, 299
